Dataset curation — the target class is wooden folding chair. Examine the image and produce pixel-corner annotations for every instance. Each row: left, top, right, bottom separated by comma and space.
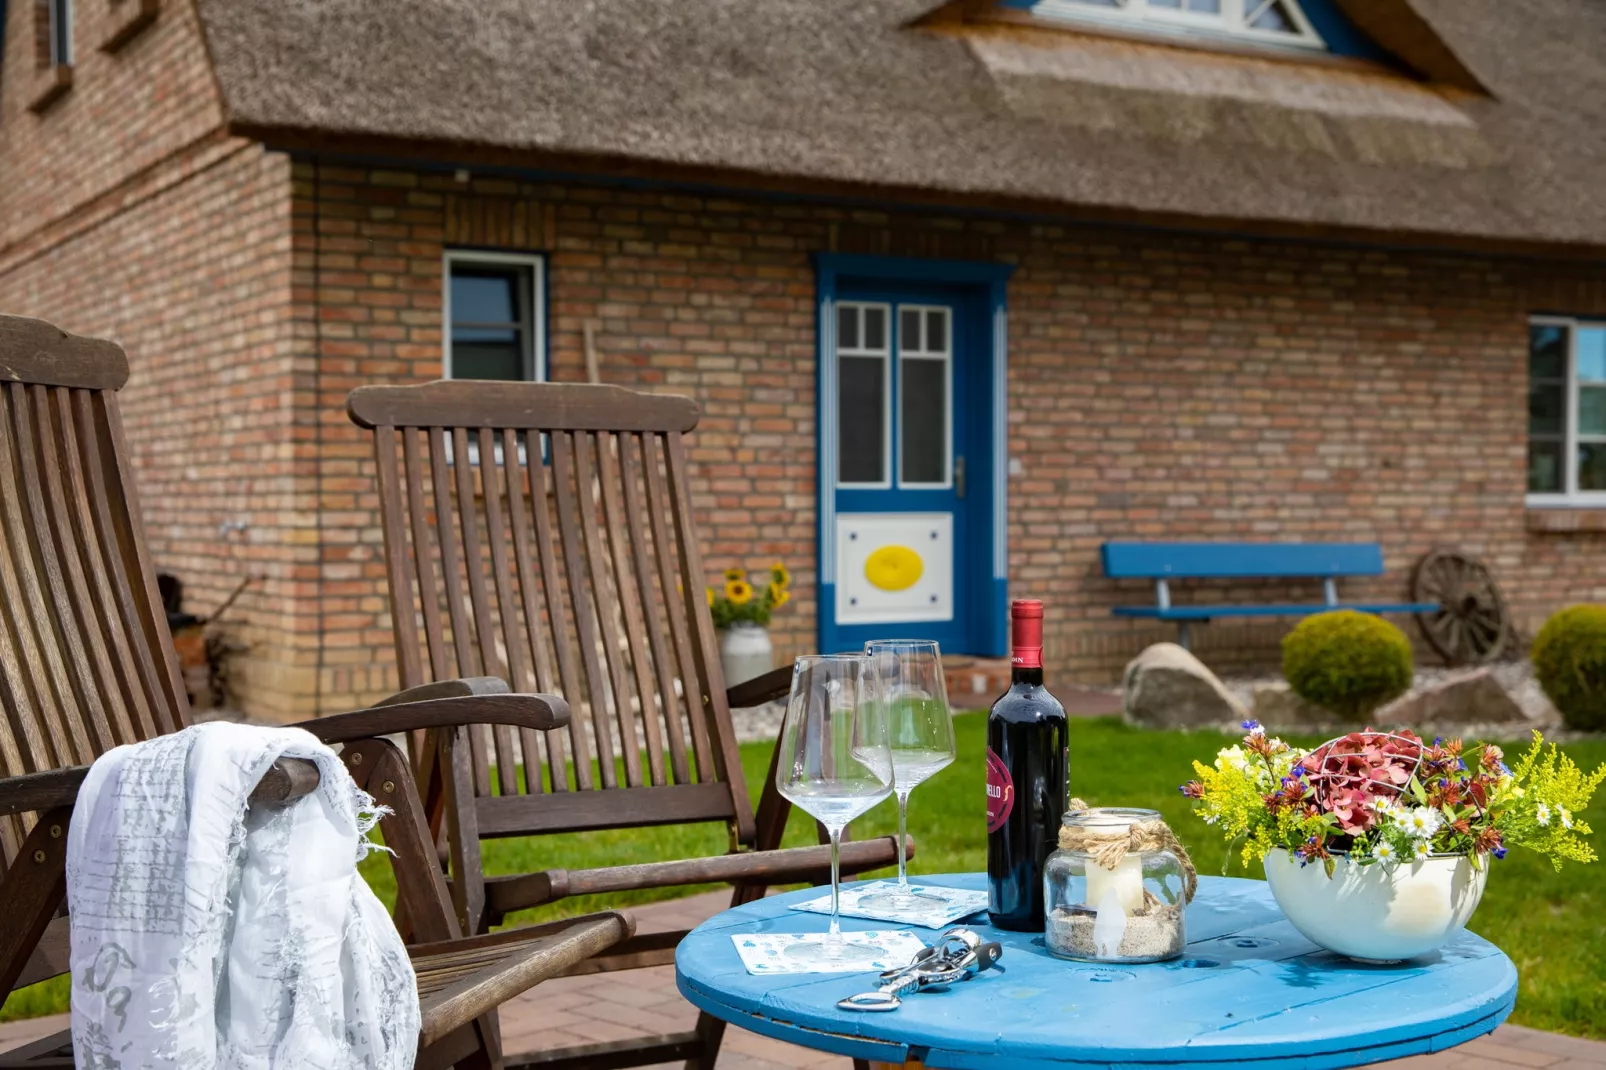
347, 380, 909, 1070
0, 315, 633, 1070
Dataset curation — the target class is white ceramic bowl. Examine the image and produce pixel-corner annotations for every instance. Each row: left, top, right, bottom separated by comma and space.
1262, 847, 1489, 962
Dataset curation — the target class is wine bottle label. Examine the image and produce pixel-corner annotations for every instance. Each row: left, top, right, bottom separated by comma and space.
985, 747, 1014, 833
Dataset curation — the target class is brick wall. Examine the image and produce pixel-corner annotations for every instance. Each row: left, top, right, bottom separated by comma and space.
295, 164, 1606, 712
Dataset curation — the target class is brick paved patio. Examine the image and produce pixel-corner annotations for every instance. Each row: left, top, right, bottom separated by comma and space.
4, 890, 1601, 1069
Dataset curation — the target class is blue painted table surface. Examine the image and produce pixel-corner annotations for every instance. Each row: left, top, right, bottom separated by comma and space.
674, 873, 1517, 1070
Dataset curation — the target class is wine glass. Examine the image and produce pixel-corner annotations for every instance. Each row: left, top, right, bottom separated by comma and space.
857, 640, 956, 912
775, 654, 895, 966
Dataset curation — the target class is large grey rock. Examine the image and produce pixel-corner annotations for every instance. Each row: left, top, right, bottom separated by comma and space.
1253, 683, 1341, 730
1374, 668, 1526, 725
1123, 643, 1249, 728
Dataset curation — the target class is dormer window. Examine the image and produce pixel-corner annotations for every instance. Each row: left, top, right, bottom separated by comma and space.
1029, 0, 1325, 51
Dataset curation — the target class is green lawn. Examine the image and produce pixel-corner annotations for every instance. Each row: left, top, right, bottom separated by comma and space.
7, 714, 1604, 1038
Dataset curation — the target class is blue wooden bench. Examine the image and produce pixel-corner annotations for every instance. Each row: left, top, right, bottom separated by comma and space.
1101, 541, 1438, 649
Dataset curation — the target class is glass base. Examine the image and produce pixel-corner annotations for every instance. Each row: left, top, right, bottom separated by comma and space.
783, 937, 887, 968
856, 889, 949, 913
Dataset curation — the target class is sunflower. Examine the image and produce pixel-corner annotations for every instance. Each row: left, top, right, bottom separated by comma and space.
723, 567, 745, 582
724, 579, 754, 605
771, 561, 791, 588
768, 582, 790, 608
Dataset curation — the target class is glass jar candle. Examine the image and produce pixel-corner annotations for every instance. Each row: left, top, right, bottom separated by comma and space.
1043, 807, 1190, 963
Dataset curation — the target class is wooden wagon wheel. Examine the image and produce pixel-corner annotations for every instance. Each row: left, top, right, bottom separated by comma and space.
1411, 549, 1510, 666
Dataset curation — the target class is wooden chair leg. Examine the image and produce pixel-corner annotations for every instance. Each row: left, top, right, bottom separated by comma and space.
686, 1009, 728, 1070
0, 808, 71, 998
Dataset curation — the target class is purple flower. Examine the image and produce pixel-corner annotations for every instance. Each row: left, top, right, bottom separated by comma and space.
1242, 719, 1260, 731
1492, 846, 1508, 861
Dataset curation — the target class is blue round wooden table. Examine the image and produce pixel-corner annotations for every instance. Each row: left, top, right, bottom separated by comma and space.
675, 873, 1516, 1069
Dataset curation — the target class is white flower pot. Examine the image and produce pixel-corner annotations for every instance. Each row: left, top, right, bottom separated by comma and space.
1262, 847, 1489, 962
719, 622, 773, 687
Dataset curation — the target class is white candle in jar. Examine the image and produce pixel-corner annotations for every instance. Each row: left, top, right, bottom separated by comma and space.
1084, 853, 1145, 915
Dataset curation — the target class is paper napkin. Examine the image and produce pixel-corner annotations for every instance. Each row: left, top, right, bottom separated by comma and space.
789, 881, 989, 929
730, 930, 927, 975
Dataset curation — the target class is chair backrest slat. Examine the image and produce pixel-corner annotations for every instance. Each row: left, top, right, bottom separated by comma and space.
0, 315, 190, 866
574, 432, 641, 788
639, 432, 709, 784
373, 426, 426, 689
602, 433, 669, 788
548, 431, 610, 789
499, 427, 558, 793
667, 433, 746, 811
348, 381, 754, 838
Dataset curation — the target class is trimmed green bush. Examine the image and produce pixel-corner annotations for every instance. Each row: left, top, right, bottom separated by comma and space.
1533, 605, 1606, 732
1282, 610, 1414, 718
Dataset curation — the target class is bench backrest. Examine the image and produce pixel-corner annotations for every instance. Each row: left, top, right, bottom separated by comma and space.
1101, 542, 1385, 580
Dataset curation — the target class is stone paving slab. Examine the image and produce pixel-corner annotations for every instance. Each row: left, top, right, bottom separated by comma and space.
4, 889, 1601, 1069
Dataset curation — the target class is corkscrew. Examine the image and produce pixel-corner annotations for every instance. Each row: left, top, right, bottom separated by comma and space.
837, 928, 1003, 1012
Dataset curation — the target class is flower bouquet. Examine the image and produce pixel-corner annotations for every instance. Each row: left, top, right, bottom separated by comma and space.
1181, 722, 1604, 961
709, 562, 791, 628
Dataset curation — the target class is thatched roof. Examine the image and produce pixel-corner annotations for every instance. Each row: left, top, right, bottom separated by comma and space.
195, 0, 1606, 252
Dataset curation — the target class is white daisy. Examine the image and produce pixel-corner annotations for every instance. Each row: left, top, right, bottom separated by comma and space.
1413, 840, 1431, 860
1405, 807, 1442, 838
1559, 807, 1573, 830
1536, 802, 1551, 827
1374, 841, 1396, 863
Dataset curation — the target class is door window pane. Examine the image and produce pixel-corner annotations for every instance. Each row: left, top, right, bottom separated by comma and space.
864, 307, 887, 350
838, 305, 860, 350
925, 310, 948, 353
1529, 440, 1563, 493
900, 357, 948, 485
1580, 443, 1606, 491
900, 308, 921, 354
839, 356, 887, 484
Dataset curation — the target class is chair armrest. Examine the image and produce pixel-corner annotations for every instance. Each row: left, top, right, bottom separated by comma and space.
726, 666, 792, 710
0, 767, 88, 817
0, 758, 324, 818
298, 692, 570, 745
368, 677, 510, 706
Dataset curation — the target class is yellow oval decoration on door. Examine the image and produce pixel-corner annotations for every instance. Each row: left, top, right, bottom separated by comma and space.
865, 545, 924, 591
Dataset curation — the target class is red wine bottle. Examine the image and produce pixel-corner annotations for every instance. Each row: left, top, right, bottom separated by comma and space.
986, 599, 1068, 932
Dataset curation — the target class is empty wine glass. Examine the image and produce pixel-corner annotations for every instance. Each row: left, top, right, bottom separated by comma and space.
775, 654, 895, 966
857, 639, 956, 913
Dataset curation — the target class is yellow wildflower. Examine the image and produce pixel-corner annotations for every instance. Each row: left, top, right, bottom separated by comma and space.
725, 579, 754, 605
706, 586, 715, 607
768, 582, 790, 608
772, 561, 791, 588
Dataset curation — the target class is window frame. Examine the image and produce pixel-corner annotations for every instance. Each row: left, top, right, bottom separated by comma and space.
835, 300, 894, 491
441, 249, 548, 385
1527, 314, 1606, 507
49, 0, 73, 67
896, 304, 955, 490
1031, 0, 1326, 52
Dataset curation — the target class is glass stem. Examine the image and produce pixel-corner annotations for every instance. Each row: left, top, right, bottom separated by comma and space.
829, 825, 843, 940
895, 788, 911, 890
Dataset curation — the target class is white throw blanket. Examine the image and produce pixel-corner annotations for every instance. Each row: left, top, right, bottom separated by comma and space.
66, 723, 420, 1070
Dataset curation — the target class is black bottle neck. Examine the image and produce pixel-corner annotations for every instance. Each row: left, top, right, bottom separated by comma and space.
1010, 666, 1044, 687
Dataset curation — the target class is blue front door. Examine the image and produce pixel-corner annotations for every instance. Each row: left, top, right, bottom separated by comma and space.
818, 256, 1010, 657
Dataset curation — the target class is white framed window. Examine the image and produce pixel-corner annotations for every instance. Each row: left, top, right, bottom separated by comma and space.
1528, 316, 1606, 505
1030, 0, 1325, 51
836, 301, 893, 489
48, 0, 73, 66
897, 305, 953, 489
443, 251, 546, 383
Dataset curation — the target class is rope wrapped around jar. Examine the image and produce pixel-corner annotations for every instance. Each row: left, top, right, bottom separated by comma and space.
1060, 798, 1198, 907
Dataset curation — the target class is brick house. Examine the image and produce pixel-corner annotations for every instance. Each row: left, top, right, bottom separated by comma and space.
3, 0, 1605, 722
